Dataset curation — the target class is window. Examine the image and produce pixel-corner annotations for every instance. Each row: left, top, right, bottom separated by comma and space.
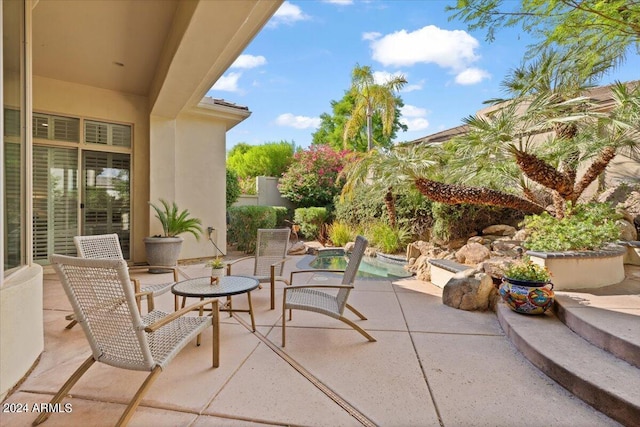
3, 0, 26, 272
32, 113, 79, 142
85, 120, 131, 147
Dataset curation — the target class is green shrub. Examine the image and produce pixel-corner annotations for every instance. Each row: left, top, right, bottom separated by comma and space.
503, 257, 551, 282
273, 206, 290, 227
327, 221, 354, 247
366, 222, 411, 254
227, 206, 277, 252
523, 202, 621, 251
226, 169, 241, 208
294, 207, 329, 239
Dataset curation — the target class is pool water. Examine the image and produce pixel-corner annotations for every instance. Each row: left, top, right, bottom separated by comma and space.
309, 249, 413, 279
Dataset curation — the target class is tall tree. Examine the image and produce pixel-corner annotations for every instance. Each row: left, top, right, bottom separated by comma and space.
226, 141, 295, 179
447, 0, 640, 72
344, 64, 407, 151
313, 91, 407, 152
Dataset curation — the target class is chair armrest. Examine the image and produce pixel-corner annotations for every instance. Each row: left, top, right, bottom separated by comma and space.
289, 269, 344, 284
129, 265, 181, 282
226, 256, 255, 275
144, 298, 218, 332
283, 284, 353, 299
270, 257, 291, 268
135, 291, 155, 311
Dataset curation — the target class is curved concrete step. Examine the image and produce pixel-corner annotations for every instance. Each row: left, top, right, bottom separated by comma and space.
497, 304, 640, 426
554, 293, 640, 368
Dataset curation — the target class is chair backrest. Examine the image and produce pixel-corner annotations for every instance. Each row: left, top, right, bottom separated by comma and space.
51, 254, 155, 371
74, 233, 125, 260
253, 228, 291, 276
336, 235, 368, 310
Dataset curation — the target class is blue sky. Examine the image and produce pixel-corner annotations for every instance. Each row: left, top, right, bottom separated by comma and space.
207, 0, 640, 151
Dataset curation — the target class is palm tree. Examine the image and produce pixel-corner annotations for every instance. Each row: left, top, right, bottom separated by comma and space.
339, 145, 436, 227
416, 51, 640, 219
343, 64, 407, 151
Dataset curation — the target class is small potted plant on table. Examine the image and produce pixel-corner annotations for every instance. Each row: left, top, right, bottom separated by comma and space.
500, 257, 554, 315
206, 257, 225, 284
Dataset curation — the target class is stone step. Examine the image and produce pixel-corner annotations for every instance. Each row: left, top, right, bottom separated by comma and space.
554, 293, 640, 368
497, 303, 640, 426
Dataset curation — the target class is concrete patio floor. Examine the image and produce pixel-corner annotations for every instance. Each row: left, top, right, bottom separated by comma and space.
1, 254, 621, 427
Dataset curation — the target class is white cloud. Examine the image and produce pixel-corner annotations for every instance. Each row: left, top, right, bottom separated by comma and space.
275, 113, 321, 129
362, 32, 381, 41
372, 70, 406, 85
455, 68, 491, 85
323, 0, 353, 4
400, 104, 429, 132
401, 104, 428, 118
231, 54, 267, 69
368, 25, 481, 71
211, 72, 242, 92
269, 2, 309, 27
402, 81, 424, 92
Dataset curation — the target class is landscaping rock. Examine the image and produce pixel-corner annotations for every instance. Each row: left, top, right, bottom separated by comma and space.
288, 241, 308, 255
617, 219, 638, 241
482, 224, 517, 236
455, 242, 491, 265
442, 269, 495, 311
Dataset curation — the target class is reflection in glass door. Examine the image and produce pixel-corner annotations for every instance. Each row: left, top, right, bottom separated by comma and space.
82, 151, 131, 258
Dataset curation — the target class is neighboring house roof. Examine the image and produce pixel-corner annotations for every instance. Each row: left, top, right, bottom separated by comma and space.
409, 80, 639, 146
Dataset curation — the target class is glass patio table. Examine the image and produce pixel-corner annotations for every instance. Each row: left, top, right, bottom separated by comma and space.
172, 276, 259, 332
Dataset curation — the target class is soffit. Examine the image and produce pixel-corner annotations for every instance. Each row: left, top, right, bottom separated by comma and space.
32, 0, 178, 96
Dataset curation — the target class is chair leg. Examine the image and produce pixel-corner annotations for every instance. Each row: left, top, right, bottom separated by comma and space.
282, 305, 287, 347
345, 303, 368, 320
212, 302, 220, 368
64, 314, 77, 329
338, 316, 376, 342
32, 356, 95, 426
115, 366, 162, 427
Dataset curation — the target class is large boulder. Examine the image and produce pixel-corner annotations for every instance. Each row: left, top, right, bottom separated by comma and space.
455, 242, 491, 265
482, 224, 517, 236
442, 269, 496, 311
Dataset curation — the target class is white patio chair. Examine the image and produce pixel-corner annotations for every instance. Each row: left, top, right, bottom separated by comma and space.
37, 255, 219, 427
67, 233, 179, 329
282, 235, 376, 346
226, 228, 291, 309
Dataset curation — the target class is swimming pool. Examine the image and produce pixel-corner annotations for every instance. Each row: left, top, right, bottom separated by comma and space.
308, 248, 413, 279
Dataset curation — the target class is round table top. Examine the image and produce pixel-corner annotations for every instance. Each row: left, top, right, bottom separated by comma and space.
171, 275, 260, 298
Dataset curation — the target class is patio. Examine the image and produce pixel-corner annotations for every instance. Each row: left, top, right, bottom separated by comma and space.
1, 254, 623, 426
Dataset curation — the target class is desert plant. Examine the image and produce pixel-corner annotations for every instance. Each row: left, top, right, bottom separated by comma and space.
366, 222, 411, 254
149, 199, 202, 239
328, 221, 354, 247
523, 202, 621, 251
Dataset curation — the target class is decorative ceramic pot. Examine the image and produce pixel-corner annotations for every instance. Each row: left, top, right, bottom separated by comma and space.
210, 267, 225, 284
499, 277, 555, 315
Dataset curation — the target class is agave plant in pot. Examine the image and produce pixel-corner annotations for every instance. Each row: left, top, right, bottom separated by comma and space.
205, 257, 226, 284
499, 257, 554, 315
145, 199, 202, 273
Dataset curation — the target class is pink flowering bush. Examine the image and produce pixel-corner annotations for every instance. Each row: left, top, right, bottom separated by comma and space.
279, 144, 347, 207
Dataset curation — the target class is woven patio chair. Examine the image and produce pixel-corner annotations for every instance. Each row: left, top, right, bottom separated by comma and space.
226, 228, 291, 310
67, 233, 180, 329
36, 255, 219, 427
282, 235, 376, 346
